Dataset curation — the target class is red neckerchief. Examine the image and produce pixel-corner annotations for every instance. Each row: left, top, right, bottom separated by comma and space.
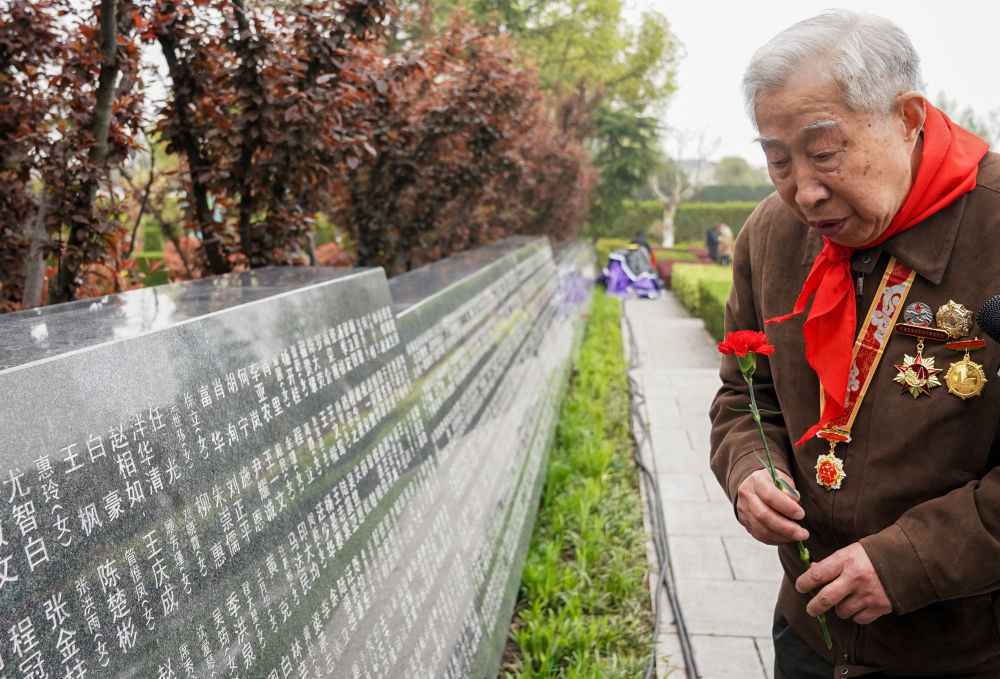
767, 102, 989, 447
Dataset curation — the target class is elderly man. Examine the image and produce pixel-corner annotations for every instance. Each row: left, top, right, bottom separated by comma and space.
710, 10, 999, 679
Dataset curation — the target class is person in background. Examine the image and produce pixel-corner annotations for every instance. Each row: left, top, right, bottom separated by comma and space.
705, 223, 720, 262
716, 222, 735, 265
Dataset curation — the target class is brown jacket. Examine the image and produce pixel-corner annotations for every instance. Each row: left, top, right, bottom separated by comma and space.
710, 152, 1000, 677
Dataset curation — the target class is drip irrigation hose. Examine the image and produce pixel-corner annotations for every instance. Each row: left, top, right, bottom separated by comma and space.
621, 297, 700, 679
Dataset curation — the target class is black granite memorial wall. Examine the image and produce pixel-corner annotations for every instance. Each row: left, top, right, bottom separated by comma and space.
0, 236, 593, 679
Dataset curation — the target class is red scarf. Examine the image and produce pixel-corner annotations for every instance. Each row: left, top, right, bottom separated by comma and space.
767, 102, 989, 447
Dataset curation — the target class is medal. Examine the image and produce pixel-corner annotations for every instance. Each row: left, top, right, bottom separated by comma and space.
815, 428, 848, 490
944, 338, 988, 399
813, 258, 916, 491
935, 300, 974, 339
895, 301, 950, 344
893, 348, 943, 398
892, 302, 946, 398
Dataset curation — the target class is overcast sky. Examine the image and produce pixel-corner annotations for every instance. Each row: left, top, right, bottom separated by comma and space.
626, 1, 1000, 165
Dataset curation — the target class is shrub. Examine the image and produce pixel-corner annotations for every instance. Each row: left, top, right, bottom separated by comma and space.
674, 202, 758, 243
671, 263, 732, 336
652, 247, 696, 263
690, 185, 774, 203
698, 279, 731, 340
141, 222, 164, 253
587, 199, 661, 239
595, 239, 697, 270
595, 238, 630, 266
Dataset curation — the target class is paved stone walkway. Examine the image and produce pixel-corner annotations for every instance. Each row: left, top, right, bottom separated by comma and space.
623, 292, 782, 679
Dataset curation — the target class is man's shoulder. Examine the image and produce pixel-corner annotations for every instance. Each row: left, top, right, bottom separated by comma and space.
737, 191, 805, 254
975, 151, 1000, 196
741, 192, 800, 236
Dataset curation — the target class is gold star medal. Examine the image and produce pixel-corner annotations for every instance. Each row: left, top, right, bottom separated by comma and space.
893, 352, 943, 398
893, 302, 947, 398
944, 338, 988, 399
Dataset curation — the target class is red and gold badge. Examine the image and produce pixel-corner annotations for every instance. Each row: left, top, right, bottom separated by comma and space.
893, 351, 942, 398
815, 428, 849, 491
815, 452, 846, 491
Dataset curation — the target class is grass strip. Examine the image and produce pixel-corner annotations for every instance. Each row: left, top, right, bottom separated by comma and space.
501, 291, 654, 678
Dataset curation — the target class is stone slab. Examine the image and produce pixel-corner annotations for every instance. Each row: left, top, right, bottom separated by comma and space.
667, 535, 733, 581
677, 579, 781, 637
723, 535, 783, 582
690, 634, 768, 679
0, 238, 595, 679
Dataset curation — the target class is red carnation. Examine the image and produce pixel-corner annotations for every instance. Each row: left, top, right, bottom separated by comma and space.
717, 330, 775, 357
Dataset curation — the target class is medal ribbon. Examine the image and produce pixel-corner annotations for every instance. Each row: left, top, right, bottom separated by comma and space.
818, 257, 916, 435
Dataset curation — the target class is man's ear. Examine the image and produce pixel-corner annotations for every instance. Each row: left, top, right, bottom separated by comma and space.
896, 92, 927, 143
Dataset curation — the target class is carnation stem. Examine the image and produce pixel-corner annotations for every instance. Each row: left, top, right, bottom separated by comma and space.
744, 373, 833, 651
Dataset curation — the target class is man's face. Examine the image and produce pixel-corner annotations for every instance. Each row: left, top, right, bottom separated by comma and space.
754, 60, 919, 248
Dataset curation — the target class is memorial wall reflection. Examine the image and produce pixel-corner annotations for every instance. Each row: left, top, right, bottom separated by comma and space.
0, 237, 593, 678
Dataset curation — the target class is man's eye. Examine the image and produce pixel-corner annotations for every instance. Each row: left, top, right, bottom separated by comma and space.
768, 158, 789, 169
812, 151, 837, 163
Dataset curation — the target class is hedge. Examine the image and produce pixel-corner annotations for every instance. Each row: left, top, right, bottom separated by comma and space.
587, 200, 661, 239
589, 200, 760, 246
674, 202, 758, 244
698, 280, 731, 341
141, 221, 164, 252
671, 263, 733, 340
690, 185, 774, 203
594, 239, 697, 268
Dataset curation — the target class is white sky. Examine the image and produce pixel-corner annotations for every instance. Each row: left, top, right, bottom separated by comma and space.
627, 1, 1000, 165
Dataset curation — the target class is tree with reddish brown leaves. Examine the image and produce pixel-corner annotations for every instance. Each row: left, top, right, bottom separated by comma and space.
334, 13, 595, 276
148, 0, 393, 271
0, 0, 145, 308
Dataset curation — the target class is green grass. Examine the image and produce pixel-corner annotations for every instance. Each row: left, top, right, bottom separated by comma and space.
502, 292, 654, 678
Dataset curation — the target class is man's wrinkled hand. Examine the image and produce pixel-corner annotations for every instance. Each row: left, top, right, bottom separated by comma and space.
736, 468, 808, 545
795, 543, 893, 624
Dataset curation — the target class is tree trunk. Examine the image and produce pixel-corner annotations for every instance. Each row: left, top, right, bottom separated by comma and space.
51, 0, 119, 303
21, 194, 50, 308
661, 203, 677, 248
156, 11, 231, 276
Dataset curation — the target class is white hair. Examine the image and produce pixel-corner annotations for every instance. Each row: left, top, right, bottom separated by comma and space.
743, 10, 924, 128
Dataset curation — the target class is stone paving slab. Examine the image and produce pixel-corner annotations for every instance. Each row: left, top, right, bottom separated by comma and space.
624, 293, 785, 679
690, 635, 768, 679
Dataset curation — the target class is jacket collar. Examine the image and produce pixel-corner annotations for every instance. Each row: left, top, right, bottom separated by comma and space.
799, 190, 968, 285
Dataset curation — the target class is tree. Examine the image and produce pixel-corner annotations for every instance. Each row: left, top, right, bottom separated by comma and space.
1, 0, 595, 312
648, 130, 718, 246
332, 13, 595, 275
147, 0, 393, 271
936, 92, 1000, 147
714, 155, 769, 186
588, 105, 661, 234
0, 0, 145, 309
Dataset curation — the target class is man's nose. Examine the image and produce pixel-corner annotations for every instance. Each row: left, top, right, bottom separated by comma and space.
794, 173, 831, 212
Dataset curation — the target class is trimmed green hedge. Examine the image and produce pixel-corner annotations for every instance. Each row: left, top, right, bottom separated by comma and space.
699, 280, 731, 341
674, 202, 757, 243
590, 200, 760, 248
594, 239, 698, 267
671, 263, 733, 340
588, 200, 661, 239
691, 185, 773, 203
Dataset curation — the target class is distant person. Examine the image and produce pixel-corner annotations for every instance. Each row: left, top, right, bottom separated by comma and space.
705, 224, 720, 262
630, 233, 657, 267
716, 223, 734, 265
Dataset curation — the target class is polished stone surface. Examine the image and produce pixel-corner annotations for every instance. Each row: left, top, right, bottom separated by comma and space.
0, 238, 593, 678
